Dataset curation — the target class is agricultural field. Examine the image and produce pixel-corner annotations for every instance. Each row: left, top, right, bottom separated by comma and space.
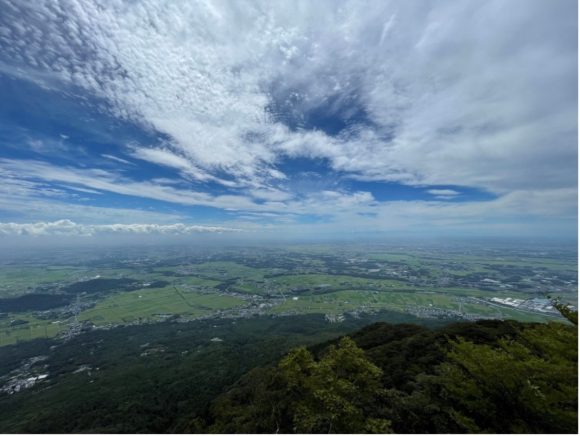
267, 274, 412, 291
0, 314, 69, 346
270, 289, 549, 323
185, 262, 272, 280
0, 267, 87, 298
0, 243, 576, 346
78, 286, 245, 326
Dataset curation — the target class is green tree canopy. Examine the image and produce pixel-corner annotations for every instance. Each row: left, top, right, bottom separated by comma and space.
279, 337, 391, 433
430, 322, 577, 433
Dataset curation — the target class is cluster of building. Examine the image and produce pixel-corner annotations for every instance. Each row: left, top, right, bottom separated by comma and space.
489, 297, 562, 314
404, 305, 497, 321
324, 313, 345, 323
0, 374, 48, 395
0, 355, 49, 395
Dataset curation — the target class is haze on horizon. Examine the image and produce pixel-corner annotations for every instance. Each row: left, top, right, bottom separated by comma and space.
0, 0, 577, 245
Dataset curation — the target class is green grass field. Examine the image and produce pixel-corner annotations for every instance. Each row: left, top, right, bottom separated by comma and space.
0, 286, 246, 345
369, 251, 577, 273
213, 273, 413, 296
271, 290, 459, 314
0, 313, 72, 346
0, 250, 574, 347
267, 274, 412, 291
269, 289, 552, 323
186, 262, 271, 280
443, 255, 577, 272
175, 276, 222, 288
78, 286, 245, 325
367, 253, 423, 266
0, 267, 86, 297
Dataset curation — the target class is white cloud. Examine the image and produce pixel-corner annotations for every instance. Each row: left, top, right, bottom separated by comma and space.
0, 1, 575, 240
427, 189, 459, 196
0, 220, 242, 237
265, 187, 577, 239
0, 156, 575, 239
128, 145, 238, 187
129, 146, 197, 172
248, 188, 293, 202
0, 195, 188, 225
101, 154, 134, 165
0, 0, 575, 196
0, 158, 240, 210
60, 186, 103, 195
0, 158, 377, 216
427, 189, 460, 199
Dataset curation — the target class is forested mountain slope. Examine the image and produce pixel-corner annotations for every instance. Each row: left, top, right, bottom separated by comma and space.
0, 310, 575, 433
205, 316, 578, 434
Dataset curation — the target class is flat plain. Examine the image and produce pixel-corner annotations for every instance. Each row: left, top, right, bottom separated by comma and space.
0, 243, 576, 345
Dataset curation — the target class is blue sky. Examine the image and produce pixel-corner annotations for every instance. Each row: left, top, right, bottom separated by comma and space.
0, 0, 577, 241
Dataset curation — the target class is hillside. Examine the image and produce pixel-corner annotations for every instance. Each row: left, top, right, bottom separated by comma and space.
204, 317, 578, 433
0, 311, 442, 433
0, 309, 576, 433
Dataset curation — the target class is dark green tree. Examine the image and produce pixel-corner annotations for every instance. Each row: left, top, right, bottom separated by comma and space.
549, 296, 578, 325
430, 321, 577, 433
208, 367, 291, 433
279, 337, 391, 433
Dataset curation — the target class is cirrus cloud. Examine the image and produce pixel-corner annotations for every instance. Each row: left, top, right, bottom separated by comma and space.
0, 0, 575, 193
0, 0, 575, 240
